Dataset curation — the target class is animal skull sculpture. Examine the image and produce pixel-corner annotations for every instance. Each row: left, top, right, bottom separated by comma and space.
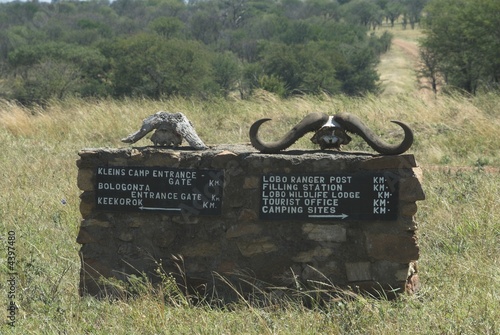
122, 111, 208, 149
310, 116, 352, 150
249, 112, 413, 155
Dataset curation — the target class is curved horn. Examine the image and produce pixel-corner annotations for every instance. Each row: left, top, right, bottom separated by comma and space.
249, 112, 329, 153
333, 113, 413, 155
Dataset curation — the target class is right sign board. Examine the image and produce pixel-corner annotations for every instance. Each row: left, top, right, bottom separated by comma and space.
260, 172, 399, 221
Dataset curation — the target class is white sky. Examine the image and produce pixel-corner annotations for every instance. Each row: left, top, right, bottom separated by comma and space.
0, 0, 53, 2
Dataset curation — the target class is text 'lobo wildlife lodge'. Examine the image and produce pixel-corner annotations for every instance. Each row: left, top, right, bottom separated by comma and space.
95, 166, 223, 215
260, 173, 399, 221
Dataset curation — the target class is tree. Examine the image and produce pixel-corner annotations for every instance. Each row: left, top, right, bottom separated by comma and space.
402, 0, 427, 29
297, 42, 342, 95
259, 41, 369, 96
212, 51, 241, 97
10, 60, 82, 105
418, 46, 439, 94
342, 0, 381, 29
189, 10, 221, 45
149, 17, 185, 38
335, 44, 380, 95
259, 42, 301, 95
0, 0, 391, 101
108, 34, 216, 98
302, 0, 341, 21
421, 0, 500, 93
5, 42, 109, 104
385, 0, 403, 27
280, 20, 316, 44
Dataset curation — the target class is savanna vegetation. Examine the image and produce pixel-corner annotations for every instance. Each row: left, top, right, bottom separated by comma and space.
0, 0, 499, 334
0, 0, 428, 104
0, 89, 499, 334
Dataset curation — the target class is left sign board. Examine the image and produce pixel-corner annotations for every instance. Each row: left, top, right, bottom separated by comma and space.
95, 166, 223, 215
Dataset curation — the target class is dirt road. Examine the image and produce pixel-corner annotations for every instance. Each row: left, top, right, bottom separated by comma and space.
392, 38, 420, 60
376, 32, 425, 95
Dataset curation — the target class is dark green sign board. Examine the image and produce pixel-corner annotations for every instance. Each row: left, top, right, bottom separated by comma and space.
95, 166, 223, 215
260, 173, 399, 221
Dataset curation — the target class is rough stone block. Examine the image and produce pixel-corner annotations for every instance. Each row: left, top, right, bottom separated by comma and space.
405, 261, 420, 294
180, 241, 221, 257
301, 262, 341, 281
226, 223, 262, 238
366, 233, 419, 263
371, 260, 409, 283
292, 246, 333, 263
81, 258, 113, 279
400, 202, 418, 217
238, 209, 258, 222
80, 219, 111, 228
405, 273, 420, 294
399, 167, 425, 202
211, 150, 238, 168
237, 238, 277, 257
243, 176, 260, 189
345, 262, 372, 282
79, 197, 94, 219
129, 148, 142, 159
399, 216, 418, 231
153, 233, 176, 248
217, 260, 237, 274
302, 223, 347, 242
143, 151, 181, 167
359, 154, 418, 170
76, 227, 96, 244
77, 169, 94, 191
118, 232, 134, 242
128, 217, 144, 228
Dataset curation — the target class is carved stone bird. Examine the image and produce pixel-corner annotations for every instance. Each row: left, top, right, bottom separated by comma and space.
121, 111, 208, 149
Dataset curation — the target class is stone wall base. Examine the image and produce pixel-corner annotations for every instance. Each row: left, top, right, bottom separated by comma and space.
77, 145, 424, 300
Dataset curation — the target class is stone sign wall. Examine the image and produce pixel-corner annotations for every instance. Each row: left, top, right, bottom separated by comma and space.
76, 145, 425, 299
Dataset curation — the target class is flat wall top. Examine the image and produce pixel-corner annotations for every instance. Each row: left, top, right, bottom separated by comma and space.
77, 145, 419, 171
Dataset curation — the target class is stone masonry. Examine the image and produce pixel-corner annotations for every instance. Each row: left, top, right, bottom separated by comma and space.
76, 145, 425, 299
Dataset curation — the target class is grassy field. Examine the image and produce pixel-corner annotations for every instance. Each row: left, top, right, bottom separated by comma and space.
0, 27, 499, 334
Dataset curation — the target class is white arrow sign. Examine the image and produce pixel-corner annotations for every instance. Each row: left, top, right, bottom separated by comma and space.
139, 206, 181, 212
307, 213, 349, 219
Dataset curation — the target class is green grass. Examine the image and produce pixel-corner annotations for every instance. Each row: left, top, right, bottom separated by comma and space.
0, 93, 498, 334
0, 26, 499, 334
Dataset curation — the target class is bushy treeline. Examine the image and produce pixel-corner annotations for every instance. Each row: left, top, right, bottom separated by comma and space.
0, 0, 423, 104
420, 0, 500, 94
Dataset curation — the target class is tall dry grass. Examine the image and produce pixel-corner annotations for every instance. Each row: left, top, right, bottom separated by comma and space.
0, 92, 498, 334
3, 91, 497, 166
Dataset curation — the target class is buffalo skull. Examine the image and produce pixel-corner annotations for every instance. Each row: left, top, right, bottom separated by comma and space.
249, 112, 413, 155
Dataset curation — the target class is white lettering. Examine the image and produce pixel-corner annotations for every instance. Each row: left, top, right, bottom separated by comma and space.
331, 191, 360, 199
168, 178, 192, 186
291, 176, 325, 183
152, 170, 197, 179
97, 197, 143, 206
97, 167, 126, 176
263, 175, 288, 183
329, 176, 352, 184
180, 193, 202, 201
128, 169, 150, 177
304, 198, 339, 206
97, 183, 148, 191
262, 206, 303, 214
